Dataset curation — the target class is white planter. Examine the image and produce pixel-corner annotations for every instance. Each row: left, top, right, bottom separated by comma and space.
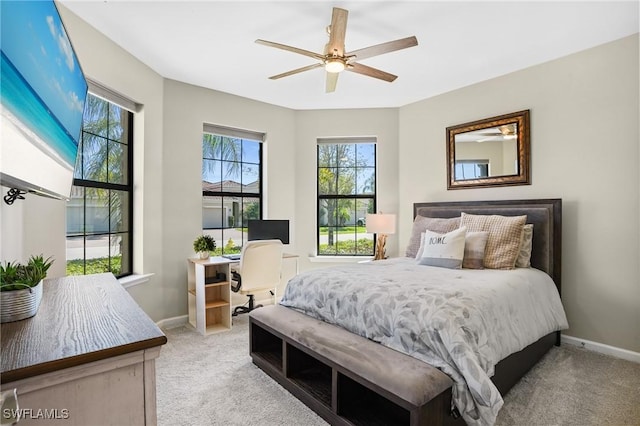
198, 251, 210, 260
0, 280, 43, 323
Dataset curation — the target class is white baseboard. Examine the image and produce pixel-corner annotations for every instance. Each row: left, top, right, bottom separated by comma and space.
156, 315, 188, 329
561, 334, 640, 363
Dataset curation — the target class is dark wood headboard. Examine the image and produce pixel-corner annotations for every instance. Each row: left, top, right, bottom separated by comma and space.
413, 199, 562, 295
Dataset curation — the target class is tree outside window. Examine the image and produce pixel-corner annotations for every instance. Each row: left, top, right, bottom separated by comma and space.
317, 141, 376, 256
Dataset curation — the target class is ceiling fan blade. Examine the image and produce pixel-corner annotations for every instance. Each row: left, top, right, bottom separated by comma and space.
477, 135, 502, 142
347, 36, 418, 61
268, 63, 323, 80
256, 39, 325, 61
347, 63, 397, 82
326, 72, 339, 93
327, 7, 348, 56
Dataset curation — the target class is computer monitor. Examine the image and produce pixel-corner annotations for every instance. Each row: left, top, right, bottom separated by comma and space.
247, 220, 290, 244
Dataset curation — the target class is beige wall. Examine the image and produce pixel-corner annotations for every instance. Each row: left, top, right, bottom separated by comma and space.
2, 5, 637, 353
0, 195, 67, 279
398, 35, 639, 352
294, 109, 400, 271
161, 79, 297, 314
454, 140, 508, 176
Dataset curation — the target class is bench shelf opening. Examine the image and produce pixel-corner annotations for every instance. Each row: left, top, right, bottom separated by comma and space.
285, 344, 332, 408
250, 322, 283, 370
337, 372, 410, 425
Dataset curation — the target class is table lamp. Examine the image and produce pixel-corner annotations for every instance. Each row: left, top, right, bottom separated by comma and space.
366, 213, 396, 260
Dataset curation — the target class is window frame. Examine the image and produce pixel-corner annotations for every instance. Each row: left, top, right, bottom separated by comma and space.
454, 159, 490, 180
316, 139, 377, 257
201, 125, 264, 255
66, 93, 134, 278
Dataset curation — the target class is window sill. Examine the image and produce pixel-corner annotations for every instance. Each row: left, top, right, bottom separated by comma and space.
119, 273, 154, 289
308, 256, 373, 263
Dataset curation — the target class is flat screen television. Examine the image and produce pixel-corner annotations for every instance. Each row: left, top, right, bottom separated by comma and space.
1, 0, 88, 200
247, 220, 290, 245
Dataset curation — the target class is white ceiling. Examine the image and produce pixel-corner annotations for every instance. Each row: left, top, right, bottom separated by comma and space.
60, 1, 639, 110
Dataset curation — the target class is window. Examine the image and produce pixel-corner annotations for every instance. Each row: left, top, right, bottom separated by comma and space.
455, 160, 489, 180
66, 92, 134, 277
202, 124, 263, 255
317, 139, 376, 256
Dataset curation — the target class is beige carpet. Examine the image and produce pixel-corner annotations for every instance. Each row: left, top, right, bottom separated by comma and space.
156, 315, 640, 426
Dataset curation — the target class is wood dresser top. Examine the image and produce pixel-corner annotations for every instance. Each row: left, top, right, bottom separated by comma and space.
1, 273, 167, 384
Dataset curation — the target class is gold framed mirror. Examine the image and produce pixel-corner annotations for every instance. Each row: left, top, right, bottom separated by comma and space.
446, 110, 530, 189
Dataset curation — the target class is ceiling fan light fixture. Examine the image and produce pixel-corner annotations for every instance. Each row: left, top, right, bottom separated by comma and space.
325, 58, 345, 73
257, 7, 418, 90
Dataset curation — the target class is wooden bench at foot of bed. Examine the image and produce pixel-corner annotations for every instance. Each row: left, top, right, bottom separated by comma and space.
249, 305, 456, 426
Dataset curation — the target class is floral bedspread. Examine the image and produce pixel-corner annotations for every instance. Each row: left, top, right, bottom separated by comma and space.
279, 257, 568, 426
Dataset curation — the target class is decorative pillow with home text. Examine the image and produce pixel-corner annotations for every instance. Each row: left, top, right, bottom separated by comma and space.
417, 226, 467, 269
406, 216, 461, 258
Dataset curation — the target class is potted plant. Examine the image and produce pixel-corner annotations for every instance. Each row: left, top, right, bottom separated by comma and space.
193, 235, 216, 259
0, 255, 54, 323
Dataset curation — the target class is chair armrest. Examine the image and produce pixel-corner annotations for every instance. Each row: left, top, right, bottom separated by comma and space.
231, 271, 242, 292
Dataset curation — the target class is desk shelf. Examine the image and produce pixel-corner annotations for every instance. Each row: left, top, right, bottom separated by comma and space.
187, 253, 299, 336
205, 281, 228, 288
187, 258, 233, 335
205, 299, 228, 309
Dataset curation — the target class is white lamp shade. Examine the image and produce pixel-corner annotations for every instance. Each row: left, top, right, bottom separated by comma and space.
366, 213, 396, 235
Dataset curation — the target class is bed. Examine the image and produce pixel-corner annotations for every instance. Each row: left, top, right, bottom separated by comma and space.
249, 199, 567, 426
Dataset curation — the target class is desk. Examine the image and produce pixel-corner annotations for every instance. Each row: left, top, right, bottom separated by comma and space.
187, 254, 298, 336
0, 273, 166, 425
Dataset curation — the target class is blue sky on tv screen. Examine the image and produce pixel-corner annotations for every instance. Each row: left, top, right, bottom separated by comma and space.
1, 0, 87, 142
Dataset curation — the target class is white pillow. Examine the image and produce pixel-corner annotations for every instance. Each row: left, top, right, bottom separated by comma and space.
415, 232, 427, 259
417, 226, 467, 269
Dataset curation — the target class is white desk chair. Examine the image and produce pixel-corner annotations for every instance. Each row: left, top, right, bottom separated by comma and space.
231, 239, 283, 316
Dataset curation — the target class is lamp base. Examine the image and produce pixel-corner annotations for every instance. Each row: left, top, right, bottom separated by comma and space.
374, 234, 387, 260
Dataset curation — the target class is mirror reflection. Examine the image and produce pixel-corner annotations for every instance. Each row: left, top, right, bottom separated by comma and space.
454, 123, 518, 180
447, 110, 530, 189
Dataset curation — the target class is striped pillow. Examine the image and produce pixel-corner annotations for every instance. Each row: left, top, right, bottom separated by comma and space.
460, 213, 527, 269
463, 231, 489, 269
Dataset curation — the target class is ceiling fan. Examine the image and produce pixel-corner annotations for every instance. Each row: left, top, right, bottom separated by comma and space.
255, 7, 418, 93
476, 124, 518, 142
